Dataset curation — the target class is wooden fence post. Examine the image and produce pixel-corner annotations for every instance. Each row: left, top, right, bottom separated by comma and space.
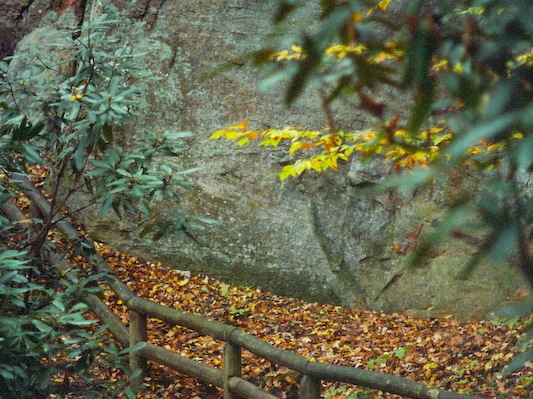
129, 309, 148, 386
299, 375, 321, 399
224, 342, 242, 399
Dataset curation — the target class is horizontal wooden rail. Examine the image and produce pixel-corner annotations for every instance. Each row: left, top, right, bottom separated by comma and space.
140, 342, 223, 387
305, 362, 468, 399
228, 376, 280, 399
8, 173, 484, 399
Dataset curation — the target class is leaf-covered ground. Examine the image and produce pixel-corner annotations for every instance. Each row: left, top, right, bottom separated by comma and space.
10, 167, 529, 398
91, 243, 531, 399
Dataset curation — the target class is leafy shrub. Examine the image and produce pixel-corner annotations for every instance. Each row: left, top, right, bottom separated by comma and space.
0, 242, 140, 398
0, 12, 206, 398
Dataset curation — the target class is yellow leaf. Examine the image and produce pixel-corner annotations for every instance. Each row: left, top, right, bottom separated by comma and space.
467, 146, 484, 155
209, 129, 227, 140
423, 362, 439, 369
487, 143, 503, 151
289, 142, 303, 154
225, 131, 239, 140
275, 50, 289, 61
177, 278, 190, 286
432, 58, 450, 71
70, 93, 84, 101
291, 45, 302, 53
279, 166, 294, 181
367, 0, 392, 16
413, 151, 429, 161
353, 12, 363, 22
230, 120, 249, 130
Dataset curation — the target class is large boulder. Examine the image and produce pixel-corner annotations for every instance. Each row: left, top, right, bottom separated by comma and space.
0, 0, 85, 60
7, 0, 528, 319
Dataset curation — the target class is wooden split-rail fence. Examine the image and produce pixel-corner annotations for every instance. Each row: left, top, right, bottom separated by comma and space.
2, 173, 483, 399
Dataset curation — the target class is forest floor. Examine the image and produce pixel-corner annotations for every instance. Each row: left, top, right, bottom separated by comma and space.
89, 242, 532, 399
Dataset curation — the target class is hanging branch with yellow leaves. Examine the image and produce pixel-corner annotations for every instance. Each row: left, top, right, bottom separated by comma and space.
211, 0, 528, 180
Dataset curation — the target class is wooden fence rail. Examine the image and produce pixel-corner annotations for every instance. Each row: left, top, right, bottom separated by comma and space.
3, 173, 483, 399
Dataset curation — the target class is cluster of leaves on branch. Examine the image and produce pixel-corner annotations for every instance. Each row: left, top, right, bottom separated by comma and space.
212, 1, 531, 179
0, 214, 143, 398
0, 14, 212, 246
211, 119, 524, 180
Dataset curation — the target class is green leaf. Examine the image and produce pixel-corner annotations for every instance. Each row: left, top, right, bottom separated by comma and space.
57, 313, 95, 325
164, 131, 194, 140
100, 196, 114, 216
514, 133, 533, 172
489, 222, 519, 262
124, 386, 138, 399
111, 103, 128, 115
109, 76, 120, 95
73, 143, 88, 171
13, 120, 45, 141
66, 101, 81, 120
220, 283, 230, 296
51, 299, 66, 312
0, 368, 15, 379
194, 216, 221, 225
116, 168, 133, 177
70, 302, 89, 312
285, 35, 321, 105
0, 271, 24, 284
139, 223, 155, 238
394, 347, 408, 358
103, 124, 113, 142
31, 319, 53, 334
403, 17, 436, 89
21, 145, 43, 164
408, 83, 435, 133
259, 65, 298, 92
119, 341, 147, 355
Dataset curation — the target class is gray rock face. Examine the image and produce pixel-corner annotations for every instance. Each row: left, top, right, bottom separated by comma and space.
0, 0, 85, 60
4, 0, 527, 319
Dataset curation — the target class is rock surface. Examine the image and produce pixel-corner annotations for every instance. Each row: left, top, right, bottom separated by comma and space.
0, 0, 85, 60
3, 0, 527, 319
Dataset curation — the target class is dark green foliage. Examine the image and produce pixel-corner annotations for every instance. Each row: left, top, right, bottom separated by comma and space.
0, 13, 212, 398
264, 0, 532, 281
0, 14, 215, 246
256, 0, 532, 372
0, 242, 139, 398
